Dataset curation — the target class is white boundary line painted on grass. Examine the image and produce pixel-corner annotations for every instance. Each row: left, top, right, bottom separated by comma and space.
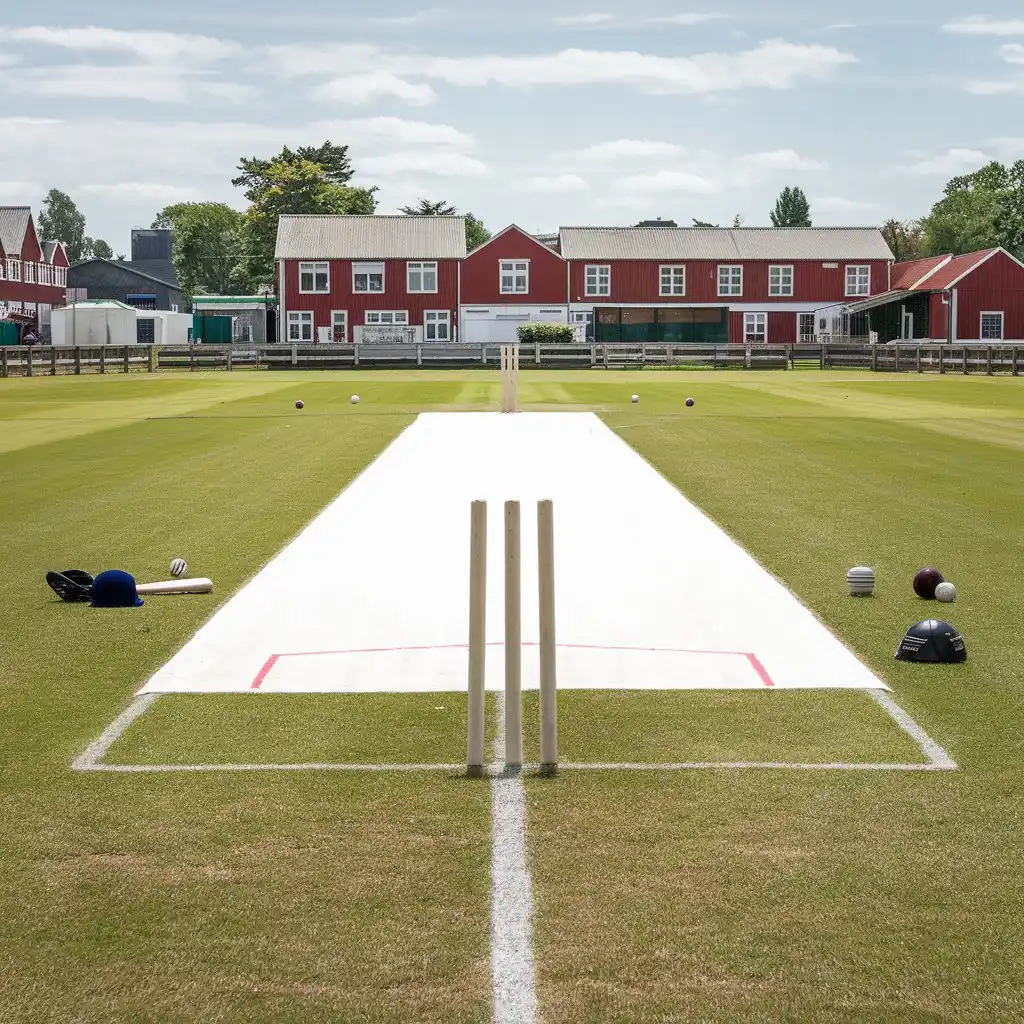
71, 693, 162, 770
490, 690, 540, 1024
868, 688, 958, 769
79, 762, 466, 773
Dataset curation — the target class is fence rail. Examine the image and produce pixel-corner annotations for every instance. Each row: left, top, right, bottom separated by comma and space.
1, 342, 1021, 377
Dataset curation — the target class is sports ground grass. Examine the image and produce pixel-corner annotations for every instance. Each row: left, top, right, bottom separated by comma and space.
1, 369, 1023, 1022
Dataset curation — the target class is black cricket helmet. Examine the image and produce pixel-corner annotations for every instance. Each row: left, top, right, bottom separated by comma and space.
896, 620, 966, 664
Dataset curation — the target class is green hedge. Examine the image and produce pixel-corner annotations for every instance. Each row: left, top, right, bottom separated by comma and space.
516, 323, 575, 344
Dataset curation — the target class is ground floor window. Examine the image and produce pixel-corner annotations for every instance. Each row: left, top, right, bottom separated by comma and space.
980, 311, 1004, 340
332, 310, 348, 342
365, 311, 408, 325
424, 310, 450, 341
744, 312, 767, 344
798, 312, 816, 341
288, 311, 313, 342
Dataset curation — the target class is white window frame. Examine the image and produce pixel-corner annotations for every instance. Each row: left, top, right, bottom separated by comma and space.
407, 261, 438, 294
365, 311, 408, 325
287, 311, 313, 342
298, 261, 329, 294
23, 302, 36, 314
659, 265, 686, 297
499, 260, 530, 295
585, 265, 610, 297
980, 311, 1004, 340
845, 265, 871, 297
24, 262, 35, 284
798, 312, 816, 341
8, 259, 20, 282
332, 310, 349, 343
718, 265, 743, 297
744, 312, 767, 344
768, 265, 794, 297
424, 310, 450, 342
353, 262, 385, 293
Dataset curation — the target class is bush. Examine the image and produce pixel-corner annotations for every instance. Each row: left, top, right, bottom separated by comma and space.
516, 322, 575, 345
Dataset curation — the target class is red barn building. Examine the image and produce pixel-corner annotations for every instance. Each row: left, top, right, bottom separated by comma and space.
459, 224, 569, 343
0, 207, 69, 334
557, 226, 894, 345
275, 214, 466, 344
847, 248, 1024, 342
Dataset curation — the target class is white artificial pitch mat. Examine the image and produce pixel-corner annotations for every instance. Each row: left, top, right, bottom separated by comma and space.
137, 412, 889, 698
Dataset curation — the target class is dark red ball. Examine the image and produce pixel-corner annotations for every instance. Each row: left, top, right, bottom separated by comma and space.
913, 567, 944, 600
295, 400, 304, 410
686, 398, 695, 408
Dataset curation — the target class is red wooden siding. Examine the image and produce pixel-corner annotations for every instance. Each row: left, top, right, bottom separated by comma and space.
952, 251, 1024, 340
568, 259, 889, 305
282, 258, 459, 339
929, 292, 950, 339
461, 227, 566, 305
768, 311, 796, 345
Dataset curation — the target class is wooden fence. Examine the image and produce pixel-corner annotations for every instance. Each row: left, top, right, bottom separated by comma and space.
1, 342, 1021, 377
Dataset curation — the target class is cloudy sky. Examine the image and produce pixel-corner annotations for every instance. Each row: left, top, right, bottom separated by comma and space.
1, 1, 1022, 249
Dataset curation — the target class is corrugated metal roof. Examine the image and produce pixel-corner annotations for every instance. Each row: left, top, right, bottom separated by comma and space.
42, 241, 59, 263
0, 206, 31, 256
275, 214, 467, 260
915, 249, 998, 290
845, 290, 914, 314
890, 255, 952, 290
558, 226, 894, 261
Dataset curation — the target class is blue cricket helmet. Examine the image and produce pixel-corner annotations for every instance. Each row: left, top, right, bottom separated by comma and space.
90, 570, 144, 608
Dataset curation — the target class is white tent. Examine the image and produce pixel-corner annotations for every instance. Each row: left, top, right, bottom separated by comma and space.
51, 301, 138, 346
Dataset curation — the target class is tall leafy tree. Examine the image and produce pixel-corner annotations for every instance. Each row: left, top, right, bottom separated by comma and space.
153, 202, 246, 297
90, 239, 114, 260
239, 157, 377, 287
920, 160, 1024, 259
38, 189, 88, 263
399, 198, 490, 250
881, 219, 925, 262
232, 142, 357, 201
770, 186, 812, 227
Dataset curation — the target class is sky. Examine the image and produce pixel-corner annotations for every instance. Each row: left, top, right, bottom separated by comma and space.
1, 1, 1023, 250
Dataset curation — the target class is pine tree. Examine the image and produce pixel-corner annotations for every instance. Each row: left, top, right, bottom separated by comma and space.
770, 187, 812, 227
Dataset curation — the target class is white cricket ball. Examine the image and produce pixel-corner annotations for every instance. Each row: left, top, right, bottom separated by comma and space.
847, 567, 876, 597
351, 395, 360, 405
935, 581, 957, 603
631, 395, 640, 404
170, 558, 188, 578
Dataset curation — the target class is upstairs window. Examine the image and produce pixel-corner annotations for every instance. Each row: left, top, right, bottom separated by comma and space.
299, 262, 329, 293
353, 262, 384, 293
500, 261, 529, 294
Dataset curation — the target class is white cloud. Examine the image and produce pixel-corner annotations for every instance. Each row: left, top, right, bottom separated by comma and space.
266, 39, 857, 95
79, 182, 203, 203
515, 174, 590, 193
0, 25, 240, 63
313, 73, 437, 106
812, 196, 882, 217
899, 147, 991, 174
369, 8, 448, 27
943, 16, 1024, 36
358, 152, 489, 177
999, 43, 1024, 63
967, 79, 1024, 95
0, 180, 43, 201
554, 13, 614, 26
618, 169, 719, 194
730, 149, 827, 185
572, 139, 687, 162
647, 13, 730, 26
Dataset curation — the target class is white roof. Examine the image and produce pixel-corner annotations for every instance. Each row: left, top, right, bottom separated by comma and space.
558, 226, 894, 261
276, 214, 467, 260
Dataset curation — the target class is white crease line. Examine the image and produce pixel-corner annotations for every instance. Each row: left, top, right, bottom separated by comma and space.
559, 761, 956, 772
76, 762, 465, 773
867, 688, 958, 769
71, 694, 162, 770
490, 691, 540, 1024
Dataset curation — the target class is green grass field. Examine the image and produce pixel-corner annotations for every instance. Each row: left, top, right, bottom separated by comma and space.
2, 369, 1023, 1022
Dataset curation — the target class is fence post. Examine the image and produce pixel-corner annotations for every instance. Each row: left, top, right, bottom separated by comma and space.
784, 345, 790, 370
354, 344, 360, 368
50, 347, 57, 375
917, 347, 922, 373
895, 345, 900, 372
590, 344, 596, 368
745, 345, 752, 369
987, 346, 993, 375
416, 343, 422, 368
227, 350, 233, 371
291, 343, 297, 367
123, 347, 130, 373
871, 346, 878, 372
1, 347, 7, 377
819, 345, 825, 370
480, 343, 486, 365
189, 346, 195, 372
963, 346, 969, 375
74, 347, 81, 375
939, 346, 945, 374
1014, 347, 1019, 377
535, 338, 540, 366
603, 343, 609, 369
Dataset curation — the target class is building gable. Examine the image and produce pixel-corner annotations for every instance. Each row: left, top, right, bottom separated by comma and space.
461, 224, 568, 305
0, 207, 31, 257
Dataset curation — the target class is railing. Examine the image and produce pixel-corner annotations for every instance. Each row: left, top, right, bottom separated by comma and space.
0, 342, 1021, 377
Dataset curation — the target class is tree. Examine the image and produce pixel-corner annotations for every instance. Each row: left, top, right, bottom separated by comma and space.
239, 157, 378, 287
153, 202, 245, 297
232, 142, 356, 202
920, 160, 1024, 260
398, 197, 490, 251
90, 239, 114, 260
770, 186, 812, 227
400, 198, 458, 216
881, 219, 925, 262
38, 189, 88, 263
692, 218, 716, 228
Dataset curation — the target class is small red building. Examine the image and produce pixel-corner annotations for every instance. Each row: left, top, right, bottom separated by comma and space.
847, 248, 1024, 342
275, 214, 466, 343
0, 207, 69, 333
558, 226, 894, 345
459, 224, 569, 343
